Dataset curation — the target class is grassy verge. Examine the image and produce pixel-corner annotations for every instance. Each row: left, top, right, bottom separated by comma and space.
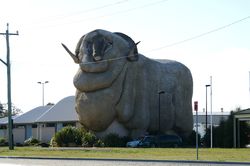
0, 147, 250, 162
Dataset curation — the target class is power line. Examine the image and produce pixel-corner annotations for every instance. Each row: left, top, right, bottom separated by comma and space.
147, 15, 250, 52
32, 0, 129, 23
64, 0, 168, 26
63, 0, 128, 16
75, 0, 168, 21
27, 0, 168, 28
100, 0, 168, 17
11, 15, 250, 67
15, 15, 250, 66
72, 15, 250, 65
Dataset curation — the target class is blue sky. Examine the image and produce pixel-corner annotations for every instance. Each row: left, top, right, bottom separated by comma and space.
0, 0, 250, 113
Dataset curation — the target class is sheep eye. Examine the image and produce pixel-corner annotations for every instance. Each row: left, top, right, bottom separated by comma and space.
107, 41, 113, 45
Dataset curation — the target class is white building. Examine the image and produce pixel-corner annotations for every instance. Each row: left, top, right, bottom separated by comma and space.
0, 96, 80, 144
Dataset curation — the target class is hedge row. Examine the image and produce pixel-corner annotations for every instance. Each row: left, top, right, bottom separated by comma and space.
51, 126, 129, 147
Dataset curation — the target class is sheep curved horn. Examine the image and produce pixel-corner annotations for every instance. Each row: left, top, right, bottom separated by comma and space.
114, 32, 139, 61
61, 43, 80, 63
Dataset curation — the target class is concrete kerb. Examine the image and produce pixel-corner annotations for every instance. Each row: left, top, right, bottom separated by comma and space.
1, 156, 250, 165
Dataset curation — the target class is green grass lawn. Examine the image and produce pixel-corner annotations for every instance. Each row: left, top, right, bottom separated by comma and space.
0, 147, 250, 162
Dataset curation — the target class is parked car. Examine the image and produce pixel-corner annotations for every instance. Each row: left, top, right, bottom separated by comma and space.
126, 139, 141, 148
137, 136, 156, 148
137, 134, 182, 148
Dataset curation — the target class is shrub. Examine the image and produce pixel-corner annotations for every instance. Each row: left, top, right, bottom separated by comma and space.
102, 133, 129, 147
0, 137, 5, 144
50, 136, 57, 147
0, 137, 6, 146
93, 139, 105, 147
39, 142, 50, 147
182, 130, 201, 147
24, 137, 40, 146
15, 142, 23, 147
82, 131, 97, 147
53, 126, 83, 147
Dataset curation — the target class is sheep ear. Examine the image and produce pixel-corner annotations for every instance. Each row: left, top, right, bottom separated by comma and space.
114, 32, 139, 61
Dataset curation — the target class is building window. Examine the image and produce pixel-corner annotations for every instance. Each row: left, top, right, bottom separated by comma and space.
14, 125, 25, 129
0, 125, 7, 129
63, 122, 76, 127
46, 123, 55, 127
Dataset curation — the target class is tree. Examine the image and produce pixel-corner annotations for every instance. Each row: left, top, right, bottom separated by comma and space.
0, 103, 23, 118
46, 102, 55, 106
182, 130, 201, 147
0, 103, 4, 118
202, 108, 250, 148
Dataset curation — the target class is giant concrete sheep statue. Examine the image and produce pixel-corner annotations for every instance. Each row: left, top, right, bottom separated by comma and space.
62, 29, 193, 138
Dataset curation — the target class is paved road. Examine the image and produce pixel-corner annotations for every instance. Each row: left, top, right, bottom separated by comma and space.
0, 158, 249, 166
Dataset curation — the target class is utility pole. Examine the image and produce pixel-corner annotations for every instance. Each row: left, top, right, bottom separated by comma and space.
0, 23, 19, 150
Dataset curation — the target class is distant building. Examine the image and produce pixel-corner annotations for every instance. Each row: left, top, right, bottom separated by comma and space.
192, 111, 229, 138
233, 108, 250, 148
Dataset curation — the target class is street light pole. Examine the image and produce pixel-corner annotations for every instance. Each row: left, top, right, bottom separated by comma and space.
205, 84, 211, 133
37, 81, 49, 106
158, 90, 165, 134
221, 108, 224, 121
